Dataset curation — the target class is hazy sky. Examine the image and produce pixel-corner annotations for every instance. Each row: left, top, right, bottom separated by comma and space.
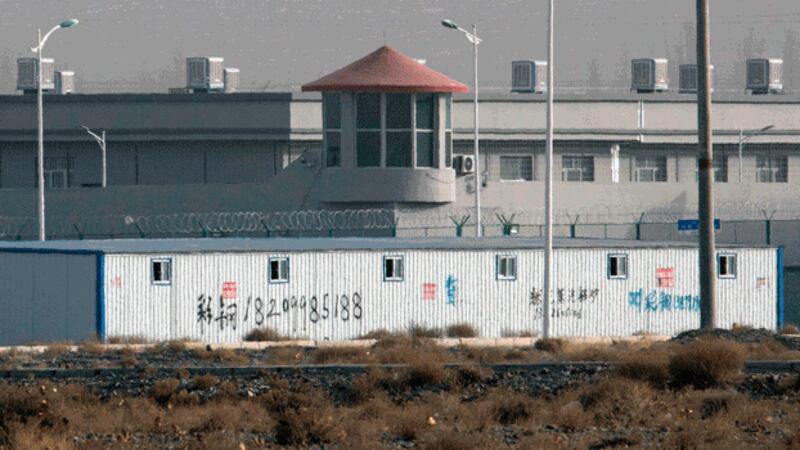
0, 0, 798, 94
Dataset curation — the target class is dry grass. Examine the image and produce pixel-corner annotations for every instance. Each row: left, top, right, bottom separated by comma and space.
311, 346, 371, 364
501, 329, 536, 338
534, 337, 565, 353
668, 338, 745, 389
408, 323, 444, 338
1, 358, 800, 450
446, 323, 478, 338
106, 336, 150, 345
614, 347, 672, 388
244, 327, 288, 342
193, 347, 249, 365
191, 374, 220, 390
781, 324, 800, 335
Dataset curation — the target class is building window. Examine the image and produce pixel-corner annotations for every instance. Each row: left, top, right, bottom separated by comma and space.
356, 93, 442, 169
608, 254, 628, 279
383, 255, 404, 282
633, 155, 667, 182
499, 155, 533, 181
37, 157, 72, 189
496, 255, 517, 281
269, 257, 290, 284
718, 254, 737, 279
415, 94, 436, 168
444, 95, 453, 169
561, 155, 595, 182
323, 93, 341, 167
695, 154, 728, 182
756, 155, 788, 183
356, 93, 381, 167
151, 258, 172, 285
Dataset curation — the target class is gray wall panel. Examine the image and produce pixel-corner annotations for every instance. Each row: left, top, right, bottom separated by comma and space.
0, 252, 97, 345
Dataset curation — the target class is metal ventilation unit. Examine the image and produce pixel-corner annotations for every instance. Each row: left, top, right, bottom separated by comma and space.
186, 57, 224, 93
55, 71, 75, 94
631, 58, 668, 93
679, 64, 714, 94
224, 68, 240, 93
511, 60, 547, 93
746, 59, 783, 94
17, 58, 55, 94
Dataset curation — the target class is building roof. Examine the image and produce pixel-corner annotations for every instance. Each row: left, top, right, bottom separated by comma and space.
301, 46, 469, 93
0, 236, 767, 255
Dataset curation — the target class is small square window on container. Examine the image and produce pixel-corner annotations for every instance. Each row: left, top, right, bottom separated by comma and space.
718, 254, 737, 279
269, 257, 290, 284
496, 255, 517, 281
608, 254, 628, 279
383, 256, 404, 282
151, 258, 172, 285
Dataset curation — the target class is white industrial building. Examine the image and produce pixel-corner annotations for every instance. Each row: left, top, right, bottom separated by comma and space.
0, 237, 783, 344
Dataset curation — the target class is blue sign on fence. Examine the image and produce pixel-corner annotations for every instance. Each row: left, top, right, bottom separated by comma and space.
678, 218, 720, 231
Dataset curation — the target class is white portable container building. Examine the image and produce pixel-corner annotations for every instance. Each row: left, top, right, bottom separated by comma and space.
0, 237, 784, 344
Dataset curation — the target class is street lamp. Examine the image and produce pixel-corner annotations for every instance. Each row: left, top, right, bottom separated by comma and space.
738, 125, 774, 182
31, 19, 79, 241
441, 19, 483, 237
81, 126, 107, 188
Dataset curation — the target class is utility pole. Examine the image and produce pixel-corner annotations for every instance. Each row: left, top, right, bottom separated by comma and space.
542, 0, 554, 338
696, 0, 716, 329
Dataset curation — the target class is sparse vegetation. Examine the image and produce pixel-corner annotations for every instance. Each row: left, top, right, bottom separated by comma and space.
408, 323, 444, 338
193, 347, 249, 365
781, 324, 800, 335
668, 337, 745, 389
534, 337, 565, 353
244, 327, 288, 342
446, 323, 478, 338
5, 329, 800, 447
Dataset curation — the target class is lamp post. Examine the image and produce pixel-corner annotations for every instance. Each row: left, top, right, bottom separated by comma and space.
31, 19, 79, 241
738, 125, 774, 183
442, 19, 483, 237
82, 126, 107, 188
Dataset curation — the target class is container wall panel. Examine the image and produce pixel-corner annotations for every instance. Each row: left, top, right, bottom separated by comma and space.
0, 252, 97, 345
103, 247, 778, 342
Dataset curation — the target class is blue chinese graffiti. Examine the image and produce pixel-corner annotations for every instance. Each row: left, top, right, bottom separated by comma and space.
628, 289, 700, 313
446, 275, 457, 306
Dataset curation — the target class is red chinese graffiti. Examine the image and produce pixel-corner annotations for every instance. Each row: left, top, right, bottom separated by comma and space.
656, 268, 674, 288
222, 281, 238, 299
422, 283, 436, 300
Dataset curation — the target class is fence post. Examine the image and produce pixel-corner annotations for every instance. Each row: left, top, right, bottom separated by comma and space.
635, 212, 645, 241
766, 219, 771, 245
569, 214, 580, 239
762, 209, 775, 246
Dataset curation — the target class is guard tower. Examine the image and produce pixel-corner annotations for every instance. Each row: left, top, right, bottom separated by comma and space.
302, 46, 468, 204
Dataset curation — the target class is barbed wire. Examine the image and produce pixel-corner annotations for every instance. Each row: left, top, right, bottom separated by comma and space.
1, 203, 799, 240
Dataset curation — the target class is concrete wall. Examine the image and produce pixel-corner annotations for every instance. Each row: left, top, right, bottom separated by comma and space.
102, 246, 778, 342
0, 251, 97, 345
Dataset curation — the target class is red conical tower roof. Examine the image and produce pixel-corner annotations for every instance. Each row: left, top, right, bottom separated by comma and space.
302, 46, 469, 93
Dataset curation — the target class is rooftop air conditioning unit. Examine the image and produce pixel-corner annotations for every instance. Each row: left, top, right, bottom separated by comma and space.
186, 57, 224, 92
746, 58, 783, 94
55, 71, 75, 94
679, 64, 714, 94
631, 58, 668, 93
224, 68, 239, 93
17, 58, 55, 93
511, 60, 547, 93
